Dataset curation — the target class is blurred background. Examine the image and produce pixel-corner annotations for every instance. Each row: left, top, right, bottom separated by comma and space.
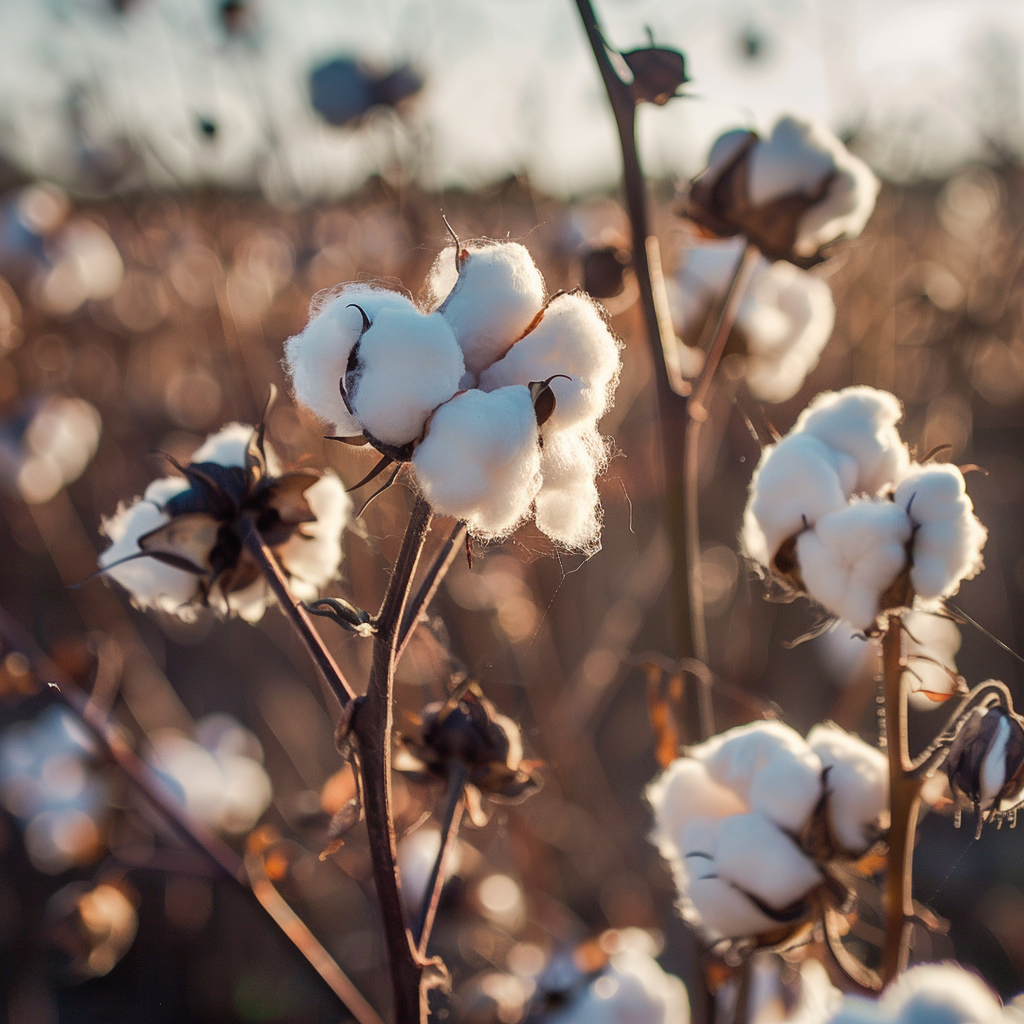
0, 0, 1024, 1021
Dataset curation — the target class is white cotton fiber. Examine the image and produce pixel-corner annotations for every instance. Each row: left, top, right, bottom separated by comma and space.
191, 421, 279, 473
807, 723, 888, 855
796, 499, 912, 630
693, 720, 823, 833
893, 463, 987, 601
903, 611, 962, 710
411, 385, 542, 538
346, 307, 464, 446
426, 241, 546, 379
705, 129, 755, 180
747, 117, 880, 258
741, 432, 857, 566
99, 475, 200, 617
533, 427, 606, 552
793, 387, 910, 495
275, 472, 350, 600
880, 964, 1005, 1024
478, 291, 621, 431
284, 285, 416, 436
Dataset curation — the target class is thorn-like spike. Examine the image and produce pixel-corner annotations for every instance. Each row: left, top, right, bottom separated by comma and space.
346, 454, 395, 492
356, 463, 402, 517
346, 303, 371, 333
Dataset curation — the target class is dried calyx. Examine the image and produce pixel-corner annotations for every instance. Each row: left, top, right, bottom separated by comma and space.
399, 680, 540, 822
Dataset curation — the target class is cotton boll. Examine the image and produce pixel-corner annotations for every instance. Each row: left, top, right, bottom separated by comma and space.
903, 611, 962, 710
533, 427, 605, 552
807, 723, 888, 854
880, 964, 1005, 1024
893, 463, 987, 601
347, 307, 464, 446
549, 951, 690, 1024
275, 473, 349, 591
99, 476, 200, 617
741, 432, 857, 566
426, 241, 546, 379
284, 285, 416, 435
742, 261, 835, 404
412, 386, 541, 539
793, 387, 910, 495
748, 118, 837, 209
796, 500, 912, 630
706, 129, 756, 180
693, 720, 822, 833
478, 291, 621, 431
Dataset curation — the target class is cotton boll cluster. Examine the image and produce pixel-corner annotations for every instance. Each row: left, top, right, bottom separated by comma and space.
741, 387, 986, 631
670, 238, 835, 403
285, 238, 620, 550
826, 964, 1006, 1024
98, 422, 349, 623
648, 719, 887, 947
0, 706, 108, 874
690, 116, 880, 263
146, 714, 272, 835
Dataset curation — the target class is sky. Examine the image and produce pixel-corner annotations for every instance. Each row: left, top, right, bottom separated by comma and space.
0, 0, 1021, 200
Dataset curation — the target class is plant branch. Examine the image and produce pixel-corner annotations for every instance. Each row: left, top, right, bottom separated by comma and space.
397, 521, 467, 661
354, 496, 435, 1024
242, 520, 356, 709
414, 764, 466, 956
881, 615, 922, 984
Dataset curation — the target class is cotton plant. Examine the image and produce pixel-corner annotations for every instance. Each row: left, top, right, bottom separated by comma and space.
741, 386, 987, 633
97, 422, 349, 623
648, 718, 888, 952
669, 237, 836, 402
284, 235, 621, 551
688, 115, 881, 265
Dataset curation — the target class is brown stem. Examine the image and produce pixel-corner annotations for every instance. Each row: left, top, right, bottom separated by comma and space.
397, 522, 467, 661
242, 520, 356, 710
881, 615, 922, 984
414, 764, 466, 956
573, 0, 703, 714
353, 496, 435, 1024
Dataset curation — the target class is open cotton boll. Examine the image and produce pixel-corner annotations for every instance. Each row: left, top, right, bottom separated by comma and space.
893, 463, 987, 601
99, 476, 199, 617
274, 473, 350, 596
346, 307, 464, 446
742, 261, 835, 404
549, 951, 690, 1024
284, 285, 416, 435
478, 291, 620, 431
741, 432, 857, 566
426, 241, 546, 379
693, 720, 823, 833
793, 387, 910, 495
807, 723, 888, 854
191, 421, 279, 473
880, 965, 1005, 1024
412, 386, 541, 539
796, 500, 912, 631
533, 427, 605, 552
903, 611, 962, 709
748, 117, 880, 258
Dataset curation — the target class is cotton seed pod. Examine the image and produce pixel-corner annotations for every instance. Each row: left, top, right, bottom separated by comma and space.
945, 704, 1024, 815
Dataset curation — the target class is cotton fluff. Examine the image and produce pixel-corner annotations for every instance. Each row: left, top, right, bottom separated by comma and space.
425, 241, 546, 379
796, 500, 912, 632
99, 423, 349, 623
747, 117, 880, 258
548, 949, 690, 1024
533, 427, 606, 551
893, 463, 987, 601
670, 238, 835, 403
793, 387, 909, 496
903, 611, 962, 709
741, 432, 857, 567
411, 386, 542, 539
649, 720, 887, 946
284, 285, 421, 437
346, 307, 464, 446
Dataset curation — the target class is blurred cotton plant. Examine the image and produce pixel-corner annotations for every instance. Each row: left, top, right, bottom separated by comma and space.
648, 719, 887, 953
741, 386, 986, 632
96, 421, 349, 622
285, 234, 621, 551
669, 237, 835, 403
688, 115, 880, 265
